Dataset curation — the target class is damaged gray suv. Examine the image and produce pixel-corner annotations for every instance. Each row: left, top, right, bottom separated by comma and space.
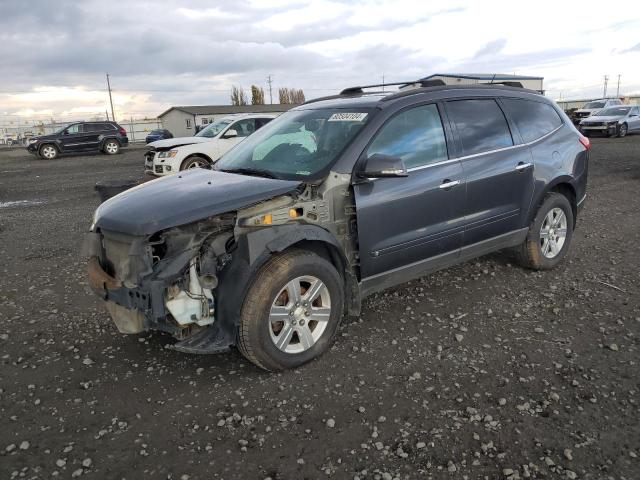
85, 82, 590, 370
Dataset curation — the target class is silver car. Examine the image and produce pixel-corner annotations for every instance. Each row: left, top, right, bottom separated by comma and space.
579, 105, 640, 137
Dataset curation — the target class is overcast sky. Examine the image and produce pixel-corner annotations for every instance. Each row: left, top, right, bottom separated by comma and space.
1, 0, 639, 124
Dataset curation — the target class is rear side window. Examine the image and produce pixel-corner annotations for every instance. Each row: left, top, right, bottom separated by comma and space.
446, 99, 513, 156
501, 98, 562, 143
367, 104, 448, 169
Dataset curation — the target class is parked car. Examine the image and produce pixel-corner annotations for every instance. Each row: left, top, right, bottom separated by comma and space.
144, 113, 277, 176
571, 98, 622, 123
579, 105, 640, 137
27, 121, 128, 159
145, 129, 173, 144
85, 83, 589, 371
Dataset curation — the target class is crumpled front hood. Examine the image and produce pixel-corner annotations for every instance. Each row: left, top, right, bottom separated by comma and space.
94, 169, 301, 236
148, 136, 213, 149
582, 115, 623, 122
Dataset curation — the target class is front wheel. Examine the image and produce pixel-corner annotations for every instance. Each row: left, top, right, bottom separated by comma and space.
515, 192, 574, 270
39, 144, 58, 160
103, 139, 120, 155
237, 250, 344, 371
181, 156, 211, 170
618, 123, 628, 138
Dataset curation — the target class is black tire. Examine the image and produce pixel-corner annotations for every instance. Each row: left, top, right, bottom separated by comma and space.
103, 139, 120, 155
515, 192, 574, 270
618, 123, 628, 138
39, 143, 58, 160
181, 155, 211, 170
237, 249, 344, 371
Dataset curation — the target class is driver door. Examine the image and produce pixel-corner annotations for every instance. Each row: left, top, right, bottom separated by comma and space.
353, 103, 466, 280
59, 123, 87, 152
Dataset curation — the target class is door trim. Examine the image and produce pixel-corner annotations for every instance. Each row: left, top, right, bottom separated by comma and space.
359, 227, 528, 298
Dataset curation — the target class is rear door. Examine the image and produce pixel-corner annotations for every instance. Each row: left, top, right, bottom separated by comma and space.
82, 123, 106, 150
354, 103, 466, 279
445, 98, 534, 246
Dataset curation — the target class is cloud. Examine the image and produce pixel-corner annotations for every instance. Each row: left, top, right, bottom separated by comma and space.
622, 42, 640, 53
474, 39, 507, 58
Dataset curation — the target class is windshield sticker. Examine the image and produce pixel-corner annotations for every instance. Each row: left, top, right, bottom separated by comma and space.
296, 170, 311, 175
328, 112, 368, 122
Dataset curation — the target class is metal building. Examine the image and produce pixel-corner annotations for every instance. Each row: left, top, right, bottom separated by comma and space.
158, 104, 295, 137
405, 73, 544, 93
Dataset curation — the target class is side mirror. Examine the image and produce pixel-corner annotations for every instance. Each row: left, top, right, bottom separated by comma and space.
359, 153, 408, 178
223, 129, 238, 139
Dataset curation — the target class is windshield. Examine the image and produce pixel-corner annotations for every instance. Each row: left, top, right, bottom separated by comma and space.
596, 107, 630, 116
196, 120, 232, 138
215, 108, 372, 180
584, 101, 606, 109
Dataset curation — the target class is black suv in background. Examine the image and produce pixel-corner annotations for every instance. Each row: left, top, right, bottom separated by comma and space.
86, 82, 589, 371
27, 121, 128, 159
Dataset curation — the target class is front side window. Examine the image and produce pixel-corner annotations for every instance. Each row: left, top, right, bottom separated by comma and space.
196, 120, 231, 138
66, 124, 82, 134
366, 104, 448, 169
230, 119, 256, 137
501, 98, 562, 143
446, 99, 513, 156
216, 108, 371, 180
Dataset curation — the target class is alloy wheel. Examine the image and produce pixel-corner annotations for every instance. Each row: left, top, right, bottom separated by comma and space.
268, 275, 331, 354
41, 146, 56, 159
540, 207, 567, 259
619, 124, 627, 137
105, 142, 118, 154
187, 160, 202, 169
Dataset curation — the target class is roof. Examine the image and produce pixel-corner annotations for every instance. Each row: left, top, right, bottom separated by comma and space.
158, 104, 296, 118
422, 73, 544, 81
299, 84, 544, 110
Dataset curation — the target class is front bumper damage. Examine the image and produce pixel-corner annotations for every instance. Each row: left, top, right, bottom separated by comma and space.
83, 219, 236, 354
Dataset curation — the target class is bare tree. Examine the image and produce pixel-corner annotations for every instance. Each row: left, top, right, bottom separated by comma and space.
230, 86, 248, 106
278, 87, 305, 104
251, 85, 265, 105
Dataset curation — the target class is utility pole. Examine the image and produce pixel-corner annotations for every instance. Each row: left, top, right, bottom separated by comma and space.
267, 75, 273, 104
105, 110, 109, 121
616, 74, 621, 98
106, 73, 116, 122
603, 75, 609, 98
382, 73, 385, 92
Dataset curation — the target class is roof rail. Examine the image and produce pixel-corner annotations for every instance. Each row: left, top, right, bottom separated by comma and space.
339, 79, 446, 95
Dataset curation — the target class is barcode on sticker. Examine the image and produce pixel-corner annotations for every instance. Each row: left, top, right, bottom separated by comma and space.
328, 112, 368, 122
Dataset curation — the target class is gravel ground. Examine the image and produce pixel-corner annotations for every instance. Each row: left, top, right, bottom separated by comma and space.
1, 137, 639, 480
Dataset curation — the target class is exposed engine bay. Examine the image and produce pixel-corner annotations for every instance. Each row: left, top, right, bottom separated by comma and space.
84, 169, 360, 354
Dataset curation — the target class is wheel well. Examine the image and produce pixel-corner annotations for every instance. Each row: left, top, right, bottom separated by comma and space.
39, 142, 59, 152
181, 154, 213, 170
286, 239, 346, 277
550, 183, 577, 222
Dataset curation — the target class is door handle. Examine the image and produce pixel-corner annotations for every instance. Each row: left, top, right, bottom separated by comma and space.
439, 179, 461, 190
515, 162, 533, 171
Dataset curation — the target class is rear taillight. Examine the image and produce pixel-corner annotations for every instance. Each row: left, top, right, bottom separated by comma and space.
578, 135, 591, 151
119, 127, 127, 136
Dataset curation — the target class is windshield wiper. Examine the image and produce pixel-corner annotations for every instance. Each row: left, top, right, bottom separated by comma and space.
219, 167, 279, 179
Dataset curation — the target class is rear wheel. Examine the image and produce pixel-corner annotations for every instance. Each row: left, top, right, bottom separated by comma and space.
181, 156, 211, 170
237, 250, 344, 371
39, 144, 58, 160
618, 123, 628, 138
103, 139, 120, 155
515, 192, 574, 270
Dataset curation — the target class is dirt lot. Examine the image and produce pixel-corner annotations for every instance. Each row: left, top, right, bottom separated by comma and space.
0, 138, 639, 480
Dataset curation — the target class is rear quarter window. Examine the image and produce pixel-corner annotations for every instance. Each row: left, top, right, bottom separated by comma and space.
501, 98, 562, 143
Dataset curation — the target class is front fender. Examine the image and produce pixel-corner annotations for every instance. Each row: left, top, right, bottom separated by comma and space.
215, 224, 356, 335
